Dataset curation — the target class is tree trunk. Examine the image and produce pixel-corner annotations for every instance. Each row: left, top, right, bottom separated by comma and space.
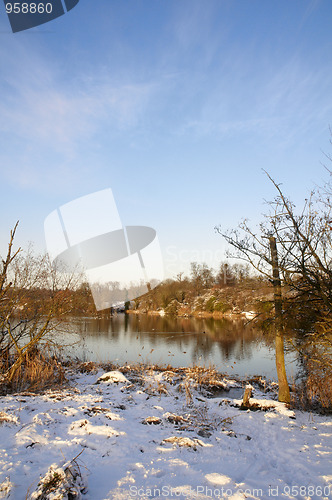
275, 331, 290, 403
269, 237, 290, 404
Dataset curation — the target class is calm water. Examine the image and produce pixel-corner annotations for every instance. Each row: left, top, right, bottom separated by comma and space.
55, 314, 298, 380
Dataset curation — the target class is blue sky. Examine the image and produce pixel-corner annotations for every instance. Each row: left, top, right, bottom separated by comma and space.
1, 0, 332, 278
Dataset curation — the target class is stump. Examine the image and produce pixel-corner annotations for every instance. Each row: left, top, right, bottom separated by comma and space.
242, 385, 253, 408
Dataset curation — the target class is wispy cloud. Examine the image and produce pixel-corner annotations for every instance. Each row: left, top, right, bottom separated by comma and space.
176, 52, 332, 145
1, 80, 155, 153
0, 39, 159, 189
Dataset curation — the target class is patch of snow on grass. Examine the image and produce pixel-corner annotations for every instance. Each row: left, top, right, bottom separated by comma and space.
162, 436, 212, 449
96, 370, 129, 385
233, 397, 296, 417
205, 472, 231, 485
69, 419, 123, 437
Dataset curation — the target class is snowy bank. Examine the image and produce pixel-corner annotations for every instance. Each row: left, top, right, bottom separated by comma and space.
0, 365, 331, 499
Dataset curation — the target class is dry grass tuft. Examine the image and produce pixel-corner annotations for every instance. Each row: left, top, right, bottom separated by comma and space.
77, 361, 98, 373
0, 349, 66, 394
183, 366, 227, 390
28, 451, 87, 499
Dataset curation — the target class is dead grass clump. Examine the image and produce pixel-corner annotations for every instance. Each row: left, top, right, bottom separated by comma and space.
162, 436, 207, 450
142, 416, 162, 425
145, 380, 168, 396
0, 349, 66, 394
190, 404, 233, 433
165, 412, 189, 425
0, 477, 13, 498
162, 370, 181, 384
0, 411, 19, 425
184, 380, 193, 405
77, 361, 98, 373
29, 453, 87, 499
182, 366, 228, 393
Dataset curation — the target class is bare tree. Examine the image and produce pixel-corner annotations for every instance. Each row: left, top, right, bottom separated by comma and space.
216, 171, 332, 404
190, 262, 214, 294
0, 222, 81, 385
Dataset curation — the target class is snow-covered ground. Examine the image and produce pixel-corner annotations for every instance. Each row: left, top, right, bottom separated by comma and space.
0, 366, 331, 500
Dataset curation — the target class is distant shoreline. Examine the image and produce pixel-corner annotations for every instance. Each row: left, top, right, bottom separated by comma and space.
126, 308, 257, 320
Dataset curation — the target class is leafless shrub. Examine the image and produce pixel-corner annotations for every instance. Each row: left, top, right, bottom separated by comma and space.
1, 223, 82, 390
294, 354, 332, 413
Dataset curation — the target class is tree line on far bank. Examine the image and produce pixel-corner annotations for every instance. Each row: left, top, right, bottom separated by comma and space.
131, 261, 270, 316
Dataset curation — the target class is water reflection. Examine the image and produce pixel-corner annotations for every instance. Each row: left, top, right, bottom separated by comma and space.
57, 314, 296, 379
